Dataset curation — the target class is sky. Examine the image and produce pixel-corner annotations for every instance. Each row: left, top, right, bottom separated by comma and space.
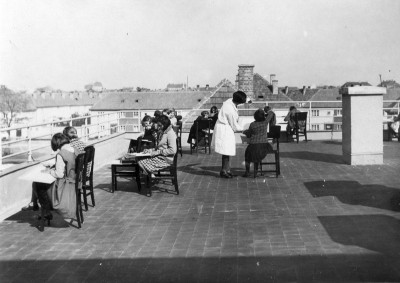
1, 0, 400, 92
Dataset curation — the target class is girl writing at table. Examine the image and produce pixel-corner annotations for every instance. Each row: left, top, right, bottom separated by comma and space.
137, 115, 177, 177
37, 133, 79, 225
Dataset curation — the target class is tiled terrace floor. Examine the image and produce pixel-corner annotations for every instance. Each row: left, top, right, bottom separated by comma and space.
1, 140, 400, 282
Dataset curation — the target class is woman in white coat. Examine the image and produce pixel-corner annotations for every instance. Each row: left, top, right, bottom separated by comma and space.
213, 91, 247, 178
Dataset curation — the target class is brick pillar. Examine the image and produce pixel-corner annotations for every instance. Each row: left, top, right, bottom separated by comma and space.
237, 64, 254, 100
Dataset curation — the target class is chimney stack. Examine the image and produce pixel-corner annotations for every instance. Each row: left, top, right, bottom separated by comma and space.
196, 85, 200, 91
237, 64, 255, 100
285, 86, 289, 95
206, 84, 209, 90
272, 80, 278, 95
302, 86, 307, 96
270, 74, 276, 84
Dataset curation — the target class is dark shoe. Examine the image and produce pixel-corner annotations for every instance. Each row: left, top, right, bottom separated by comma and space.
22, 202, 39, 211
219, 171, 232, 179
226, 171, 237, 178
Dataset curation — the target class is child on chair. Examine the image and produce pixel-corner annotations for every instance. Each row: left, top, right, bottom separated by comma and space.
242, 109, 273, 178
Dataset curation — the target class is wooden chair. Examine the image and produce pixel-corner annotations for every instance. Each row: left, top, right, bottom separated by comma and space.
81, 145, 95, 211
111, 139, 142, 193
177, 121, 183, 157
288, 112, 308, 143
146, 139, 179, 196
74, 153, 85, 228
257, 125, 281, 178
190, 119, 212, 155
388, 121, 400, 141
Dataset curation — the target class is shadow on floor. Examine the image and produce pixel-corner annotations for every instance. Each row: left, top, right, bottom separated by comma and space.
5, 210, 71, 231
178, 163, 244, 177
1, 254, 399, 282
319, 214, 400, 257
305, 180, 400, 211
280, 151, 345, 164
95, 179, 143, 195
321, 140, 342, 145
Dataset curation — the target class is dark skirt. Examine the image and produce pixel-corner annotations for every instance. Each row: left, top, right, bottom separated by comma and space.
245, 143, 273, 163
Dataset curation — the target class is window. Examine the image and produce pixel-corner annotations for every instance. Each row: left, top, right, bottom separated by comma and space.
311, 110, 319, 117
311, 124, 320, 131
120, 125, 126, 131
133, 111, 139, 117
133, 125, 139, 132
334, 109, 342, 116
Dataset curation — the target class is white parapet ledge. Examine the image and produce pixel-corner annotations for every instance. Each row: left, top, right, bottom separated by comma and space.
340, 86, 386, 96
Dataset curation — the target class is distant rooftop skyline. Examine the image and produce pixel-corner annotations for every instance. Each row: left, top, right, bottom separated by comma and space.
1, 0, 399, 92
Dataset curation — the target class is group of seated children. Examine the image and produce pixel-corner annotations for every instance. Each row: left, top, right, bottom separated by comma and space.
22, 126, 88, 226
187, 106, 219, 149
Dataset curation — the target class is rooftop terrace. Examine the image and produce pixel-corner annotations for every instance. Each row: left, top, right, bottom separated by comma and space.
1, 140, 400, 282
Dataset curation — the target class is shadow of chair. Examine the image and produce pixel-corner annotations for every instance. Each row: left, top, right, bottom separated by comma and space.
81, 145, 95, 211
146, 139, 179, 196
111, 139, 142, 193
190, 119, 212, 155
257, 125, 281, 178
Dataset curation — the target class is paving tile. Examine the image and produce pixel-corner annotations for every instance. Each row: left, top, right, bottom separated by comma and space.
1, 142, 400, 282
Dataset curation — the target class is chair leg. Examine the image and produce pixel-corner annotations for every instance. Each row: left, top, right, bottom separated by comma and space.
174, 170, 179, 195
82, 187, 88, 211
296, 129, 299, 143
90, 185, 95, 207
304, 129, 308, 142
135, 165, 142, 192
111, 165, 116, 193
253, 162, 258, 178
76, 190, 82, 228
276, 152, 280, 177
146, 175, 152, 196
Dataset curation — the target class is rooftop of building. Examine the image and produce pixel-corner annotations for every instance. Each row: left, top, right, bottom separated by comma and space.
1, 140, 400, 282
27, 91, 103, 109
90, 90, 213, 111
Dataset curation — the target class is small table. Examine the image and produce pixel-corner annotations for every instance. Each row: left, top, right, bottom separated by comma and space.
110, 153, 150, 193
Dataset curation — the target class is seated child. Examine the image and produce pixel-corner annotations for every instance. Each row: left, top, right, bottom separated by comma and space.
138, 115, 156, 150
187, 111, 211, 149
242, 109, 273, 178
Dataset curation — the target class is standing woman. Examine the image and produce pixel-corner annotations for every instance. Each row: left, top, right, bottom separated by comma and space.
212, 91, 247, 178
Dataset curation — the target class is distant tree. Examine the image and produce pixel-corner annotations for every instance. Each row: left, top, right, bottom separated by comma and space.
0, 87, 30, 129
136, 87, 142, 92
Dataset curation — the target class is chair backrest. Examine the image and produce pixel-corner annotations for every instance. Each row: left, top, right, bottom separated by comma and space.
177, 121, 182, 139
75, 153, 85, 189
128, 139, 140, 153
295, 112, 308, 128
268, 125, 281, 151
83, 145, 95, 181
